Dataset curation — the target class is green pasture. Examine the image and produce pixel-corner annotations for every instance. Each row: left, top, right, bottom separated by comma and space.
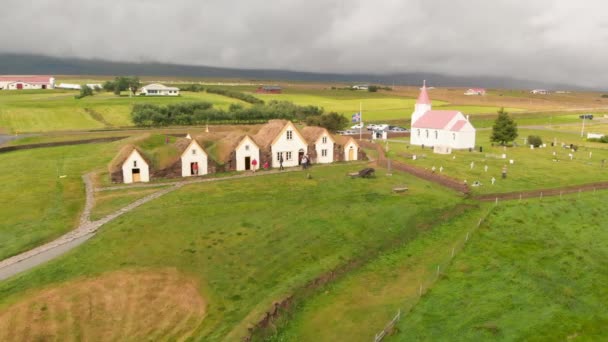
271, 203, 489, 342
0, 164, 462, 341
395, 191, 608, 340
388, 128, 608, 194
0, 90, 247, 133
0, 142, 120, 260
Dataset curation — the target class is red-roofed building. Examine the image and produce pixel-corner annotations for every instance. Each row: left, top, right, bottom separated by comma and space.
0, 75, 55, 90
410, 82, 476, 150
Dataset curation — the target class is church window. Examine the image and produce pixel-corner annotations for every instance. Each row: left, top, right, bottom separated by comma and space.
425, 130, 429, 138
286, 130, 293, 140
435, 131, 438, 139
453, 133, 456, 140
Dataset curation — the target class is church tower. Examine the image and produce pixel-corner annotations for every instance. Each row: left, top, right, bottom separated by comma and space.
411, 81, 432, 124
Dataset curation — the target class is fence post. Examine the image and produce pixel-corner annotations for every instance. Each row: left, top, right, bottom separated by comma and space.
451, 246, 455, 258
519, 193, 522, 202
419, 283, 422, 296
436, 265, 440, 277
495, 197, 498, 205
540, 192, 543, 200
466, 232, 470, 242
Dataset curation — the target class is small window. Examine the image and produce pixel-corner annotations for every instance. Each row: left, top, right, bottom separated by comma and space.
192, 149, 196, 155
435, 131, 438, 139
245, 145, 250, 151
286, 151, 292, 160
417, 129, 420, 137
277, 152, 282, 161
425, 130, 429, 138
322, 136, 327, 144
133, 160, 137, 167
453, 133, 456, 140
321, 149, 327, 157
286, 130, 293, 140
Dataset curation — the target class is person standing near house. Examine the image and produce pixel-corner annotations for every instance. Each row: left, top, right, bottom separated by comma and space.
279, 154, 284, 170
263, 161, 269, 170
502, 165, 507, 179
251, 158, 258, 173
301, 155, 308, 169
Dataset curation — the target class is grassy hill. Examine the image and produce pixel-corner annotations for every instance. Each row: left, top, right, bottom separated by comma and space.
0, 163, 463, 340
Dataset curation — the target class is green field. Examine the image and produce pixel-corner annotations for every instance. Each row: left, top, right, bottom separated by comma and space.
271, 203, 489, 341
395, 191, 608, 340
389, 128, 608, 195
0, 163, 463, 340
3, 81, 608, 341
0, 142, 119, 260
0, 90, 247, 133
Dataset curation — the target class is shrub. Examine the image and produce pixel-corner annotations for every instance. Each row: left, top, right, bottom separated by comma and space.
528, 135, 543, 147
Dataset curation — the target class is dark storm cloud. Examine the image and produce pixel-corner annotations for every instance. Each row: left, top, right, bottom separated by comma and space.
1, 0, 606, 87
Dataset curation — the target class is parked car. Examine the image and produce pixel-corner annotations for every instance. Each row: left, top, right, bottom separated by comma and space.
374, 124, 389, 131
351, 123, 364, 129
389, 126, 408, 132
579, 114, 594, 120
366, 124, 377, 130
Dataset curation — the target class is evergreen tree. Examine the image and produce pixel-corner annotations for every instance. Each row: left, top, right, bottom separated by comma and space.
491, 108, 518, 145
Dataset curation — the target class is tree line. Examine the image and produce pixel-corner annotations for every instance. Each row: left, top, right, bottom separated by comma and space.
130, 100, 347, 131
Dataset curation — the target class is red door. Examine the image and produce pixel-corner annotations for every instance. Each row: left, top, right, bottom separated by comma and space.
16, 83, 23, 90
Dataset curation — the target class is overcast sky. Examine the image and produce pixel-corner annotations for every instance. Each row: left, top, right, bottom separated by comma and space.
1, 0, 606, 87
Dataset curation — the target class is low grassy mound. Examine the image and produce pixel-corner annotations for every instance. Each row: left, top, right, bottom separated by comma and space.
0, 268, 206, 341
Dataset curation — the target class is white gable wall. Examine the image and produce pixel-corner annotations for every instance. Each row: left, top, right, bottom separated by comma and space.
344, 141, 359, 161
122, 150, 150, 184
181, 141, 208, 177
235, 136, 260, 171
270, 123, 308, 167
314, 134, 334, 164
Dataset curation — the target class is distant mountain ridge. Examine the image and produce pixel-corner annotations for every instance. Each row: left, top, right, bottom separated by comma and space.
0, 53, 589, 91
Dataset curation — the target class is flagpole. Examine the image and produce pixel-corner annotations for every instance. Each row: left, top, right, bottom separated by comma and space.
359, 101, 362, 141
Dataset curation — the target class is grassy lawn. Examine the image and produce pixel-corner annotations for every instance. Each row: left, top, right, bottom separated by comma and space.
0, 142, 122, 260
389, 128, 608, 194
90, 187, 165, 221
0, 164, 463, 341
270, 202, 490, 342
394, 191, 608, 340
0, 90, 247, 133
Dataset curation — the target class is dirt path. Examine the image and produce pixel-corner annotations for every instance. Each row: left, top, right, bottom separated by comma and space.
0, 164, 362, 281
359, 140, 469, 194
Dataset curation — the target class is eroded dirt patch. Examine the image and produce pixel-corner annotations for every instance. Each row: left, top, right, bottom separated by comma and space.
0, 268, 206, 341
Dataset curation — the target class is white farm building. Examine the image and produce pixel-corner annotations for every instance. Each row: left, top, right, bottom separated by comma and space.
0, 75, 55, 90
410, 83, 476, 150
121, 148, 150, 183
140, 83, 180, 96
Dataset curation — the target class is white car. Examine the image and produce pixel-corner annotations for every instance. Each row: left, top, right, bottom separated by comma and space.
351, 123, 364, 129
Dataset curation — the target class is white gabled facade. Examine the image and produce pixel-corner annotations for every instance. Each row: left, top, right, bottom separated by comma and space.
181, 140, 208, 177
122, 149, 150, 184
235, 135, 260, 171
343, 139, 359, 161
270, 122, 308, 168
314, 131, 335, 164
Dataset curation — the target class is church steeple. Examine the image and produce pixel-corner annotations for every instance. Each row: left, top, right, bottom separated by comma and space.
411, 80, 432, 124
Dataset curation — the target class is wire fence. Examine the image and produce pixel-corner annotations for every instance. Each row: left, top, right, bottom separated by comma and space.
372, 188, 608, 341
372, 206, 495, 341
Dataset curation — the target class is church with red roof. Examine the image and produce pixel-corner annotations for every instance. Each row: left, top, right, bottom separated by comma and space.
410, 82, 476, 151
